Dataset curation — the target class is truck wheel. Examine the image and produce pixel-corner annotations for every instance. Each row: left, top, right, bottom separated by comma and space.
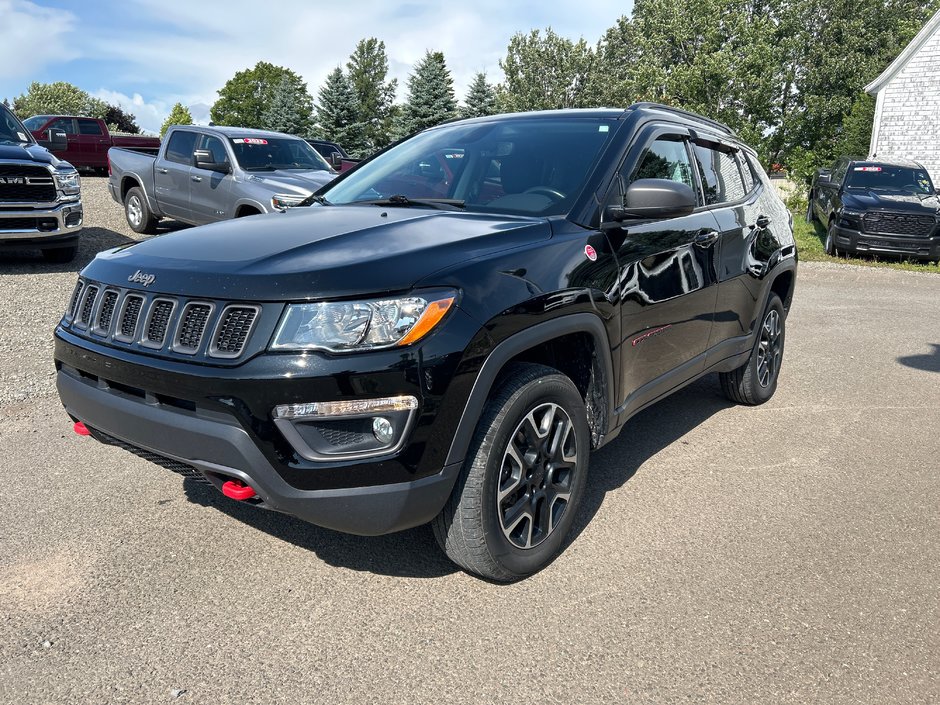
432, 363, 590, 582
124, 187, 158, 234
719, 293, 785, 406
805, 194, 815, 224
824, 222, 838, 256
42, 246, 77, 263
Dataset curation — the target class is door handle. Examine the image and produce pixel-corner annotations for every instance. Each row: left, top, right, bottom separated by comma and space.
754, 214, 770, 229
157, 168, 169, 174
191, 175, 202, 182
693, 230, 719, 247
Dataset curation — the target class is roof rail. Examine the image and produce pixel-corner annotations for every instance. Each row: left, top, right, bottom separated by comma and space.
629, 102, 733, 135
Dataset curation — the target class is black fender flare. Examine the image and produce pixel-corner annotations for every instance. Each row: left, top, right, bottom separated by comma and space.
444, 313, 616, 467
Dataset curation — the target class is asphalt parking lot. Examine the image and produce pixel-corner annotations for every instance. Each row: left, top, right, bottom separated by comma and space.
1, 177, 938, 704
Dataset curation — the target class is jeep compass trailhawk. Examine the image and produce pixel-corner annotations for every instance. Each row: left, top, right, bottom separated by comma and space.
55, 104, 796, 581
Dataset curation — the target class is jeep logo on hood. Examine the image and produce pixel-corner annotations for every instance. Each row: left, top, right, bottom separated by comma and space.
128, 270, 156, 287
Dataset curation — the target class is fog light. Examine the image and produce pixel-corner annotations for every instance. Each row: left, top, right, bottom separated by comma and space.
372, 416, 394, 444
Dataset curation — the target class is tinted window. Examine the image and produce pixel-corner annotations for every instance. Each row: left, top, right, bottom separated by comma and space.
49, 118, 76, 135
632, 137, 695, 189
693, 143, 746, 204
229, 137, 331, 171
198, 134, 229, 166
165, 130, 197, 165
845, 164, 934, 194
738, 153, 755, 192
78, 119, 103, 135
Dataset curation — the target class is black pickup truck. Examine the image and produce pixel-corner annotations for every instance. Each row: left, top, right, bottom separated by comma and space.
54, 104, 796, 581
808, 157, 940, 262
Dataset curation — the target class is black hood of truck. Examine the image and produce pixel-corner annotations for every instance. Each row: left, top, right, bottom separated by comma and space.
83, 205, 552, 300
0, 141, 71, 169
842, 188, 940, 215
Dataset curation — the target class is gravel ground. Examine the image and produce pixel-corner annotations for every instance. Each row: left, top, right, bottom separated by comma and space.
1, 178, 939, 704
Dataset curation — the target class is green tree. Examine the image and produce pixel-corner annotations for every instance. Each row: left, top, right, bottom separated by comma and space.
398, 51, 458, 137
313, 67, 369, 156
496, 28, 596, 112
461, 71, 497, 118
346, 38, 398, 151
160, 103, 193, 138
12, 81, 107, 119
261, 76, 313, 135
588, 16, 635, 107
210, 61, 312, 129
103, 104, 140, 134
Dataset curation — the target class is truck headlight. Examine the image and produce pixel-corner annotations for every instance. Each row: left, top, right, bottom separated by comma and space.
270, 290, 456, 352
271, 194, 306, 210
54, 171, 81, 196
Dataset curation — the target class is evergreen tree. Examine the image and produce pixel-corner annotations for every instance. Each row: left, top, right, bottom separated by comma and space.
211, 62, 312, 129
346, 38, 398, 151
261, 76, 313, 135
314, 67, 369, 156
461, 72, 497, 118
398, 51, 458, 137
160, 103, 193, 138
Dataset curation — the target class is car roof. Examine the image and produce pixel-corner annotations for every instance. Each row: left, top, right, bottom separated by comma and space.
849, 157, 925, 169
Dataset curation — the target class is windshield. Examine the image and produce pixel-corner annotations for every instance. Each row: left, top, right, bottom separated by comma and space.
22, 115, 50, 131
845, 164, 935, 194
0, 105, 33, 144
228, 137, 332, 172
321, 117, 618, 216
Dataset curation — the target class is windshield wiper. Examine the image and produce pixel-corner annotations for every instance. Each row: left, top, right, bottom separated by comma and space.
244, 166, 277, 171
298, 193, 331, 207
352, 194, 466, 210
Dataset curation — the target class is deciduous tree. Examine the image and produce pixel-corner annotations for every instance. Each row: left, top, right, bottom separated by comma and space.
211, 62, 312, 130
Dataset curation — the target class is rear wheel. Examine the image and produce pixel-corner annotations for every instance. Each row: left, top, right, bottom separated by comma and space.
124, 187, 158, 234
433, 363, 590, 582
719, 293, 786, 406
805, 193, 815, 223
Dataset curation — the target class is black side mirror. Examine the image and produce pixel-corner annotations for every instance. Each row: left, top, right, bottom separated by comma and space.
816, 169, 831, 185
607, 179, 696, 222
39, 128, 67, 152
329, 153, 342, 168
193, 149, 231, 173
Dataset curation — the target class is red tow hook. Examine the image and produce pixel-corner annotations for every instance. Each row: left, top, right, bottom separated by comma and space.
73, 421, 90, 436
222, 480, 257, 501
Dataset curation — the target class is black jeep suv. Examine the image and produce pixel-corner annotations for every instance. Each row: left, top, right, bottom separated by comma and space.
55, 104, 796, 581
808, 157, 940, 262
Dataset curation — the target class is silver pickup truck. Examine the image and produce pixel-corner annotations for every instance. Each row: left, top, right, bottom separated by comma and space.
108, 125, 337, 233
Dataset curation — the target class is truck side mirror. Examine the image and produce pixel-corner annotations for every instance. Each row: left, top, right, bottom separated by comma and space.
329, 153, 343, 168
40, 128, 67, 152
193, 149, 231, 173
816, 169, 831, 185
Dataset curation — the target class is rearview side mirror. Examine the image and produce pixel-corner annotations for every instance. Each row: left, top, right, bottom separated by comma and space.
607, 178, 697, 222
329, 153, 343, 168
39, 128, 67, 152
193, 149, 231, 173
816, 169, 831, 185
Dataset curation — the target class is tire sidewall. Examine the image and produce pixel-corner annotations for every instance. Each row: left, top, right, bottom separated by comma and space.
124, 187, 149, 233
747, 295, 786, 403
477, 375, 590, 577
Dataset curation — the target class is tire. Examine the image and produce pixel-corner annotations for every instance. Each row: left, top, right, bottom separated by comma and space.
719, 293, 786, 406
41, 245, 77, 263
432, 363, 590, 582
124, 186, 158, 234
805, 194, 815, 224
824, 221, 838, 256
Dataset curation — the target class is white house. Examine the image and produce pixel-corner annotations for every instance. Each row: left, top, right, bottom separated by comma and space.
866, 11, 940, 182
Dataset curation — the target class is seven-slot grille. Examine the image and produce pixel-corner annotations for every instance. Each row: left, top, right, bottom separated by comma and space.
862, 212, 936, 238
0, 165, 56, 203
63, 279, 262, 360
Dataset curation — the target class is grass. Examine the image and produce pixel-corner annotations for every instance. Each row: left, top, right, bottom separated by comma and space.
792, 212, 940, 274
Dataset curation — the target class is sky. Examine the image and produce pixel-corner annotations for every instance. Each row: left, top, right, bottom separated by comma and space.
0, 0, 632, 134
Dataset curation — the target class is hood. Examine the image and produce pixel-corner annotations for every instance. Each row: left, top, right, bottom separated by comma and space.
241, 169, 336, 195
81, 205, 551, 300
0, 141, 71, 169
842, 188, 940, 215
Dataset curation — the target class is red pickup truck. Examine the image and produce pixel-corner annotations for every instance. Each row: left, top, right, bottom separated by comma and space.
23, 115, 160, 171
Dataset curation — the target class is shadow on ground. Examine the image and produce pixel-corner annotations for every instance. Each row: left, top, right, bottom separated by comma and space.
897, 343, 940, 373
185, 375, 734, 580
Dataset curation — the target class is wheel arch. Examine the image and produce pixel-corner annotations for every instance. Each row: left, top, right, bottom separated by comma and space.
444, 313, 616, 467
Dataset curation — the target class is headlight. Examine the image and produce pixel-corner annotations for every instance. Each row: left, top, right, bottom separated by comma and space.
270, 290, 457, 352
54, 171, 81, 196
841, 208, 863, 219
271, 194, 306, 210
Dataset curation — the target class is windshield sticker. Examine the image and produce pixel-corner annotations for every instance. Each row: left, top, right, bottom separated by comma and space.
598, 125, 609, 132
233, 138, 268, 145
854, 166, 882, 172
17, 132, 27, 141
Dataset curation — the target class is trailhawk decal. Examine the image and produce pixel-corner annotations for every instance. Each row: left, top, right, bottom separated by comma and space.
631, 324, 672, 347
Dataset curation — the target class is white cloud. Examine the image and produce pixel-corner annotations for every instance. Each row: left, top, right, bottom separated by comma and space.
0, 0, 78, 80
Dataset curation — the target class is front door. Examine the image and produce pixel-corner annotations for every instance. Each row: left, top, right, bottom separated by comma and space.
189, 133, 233, 223
154, 129, 197, 222
609, 131, 721, 412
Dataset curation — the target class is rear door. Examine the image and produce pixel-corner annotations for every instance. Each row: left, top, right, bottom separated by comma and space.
76, 118, 109, 168
154, 129, 197, 222
189, 133, 234, 223
610, 127, 721, 407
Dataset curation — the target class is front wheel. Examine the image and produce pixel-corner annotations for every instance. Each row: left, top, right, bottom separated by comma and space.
719, 293, 786, 406
433, 363, 590, 581
825, 221, 838, 256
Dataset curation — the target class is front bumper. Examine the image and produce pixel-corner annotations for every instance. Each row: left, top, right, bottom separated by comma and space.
0, 199, 83, 245
831, 222, 940, 260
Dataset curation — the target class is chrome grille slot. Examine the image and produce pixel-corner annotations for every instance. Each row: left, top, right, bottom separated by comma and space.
77, 285, 99, 328
93, 290, 119, 336
210, 305, 260, 358
141, 299, 176, 348
173, 303, 213, 354
115, 294, 145, 342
